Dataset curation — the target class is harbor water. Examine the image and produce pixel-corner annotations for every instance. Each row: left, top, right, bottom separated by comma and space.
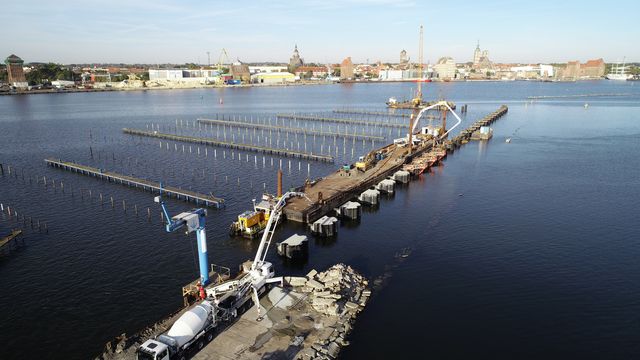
1, 81, 639, 359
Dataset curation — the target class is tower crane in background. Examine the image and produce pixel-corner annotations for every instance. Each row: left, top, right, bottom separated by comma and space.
217, 48, 230, 73
409, 24, 425, 151
155, 195, 211, 286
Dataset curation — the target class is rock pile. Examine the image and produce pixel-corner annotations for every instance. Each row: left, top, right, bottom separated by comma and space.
285, 264, 370, 360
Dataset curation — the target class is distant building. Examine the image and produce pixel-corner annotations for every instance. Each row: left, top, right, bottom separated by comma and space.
251, 72, 295, 84
249, 66, 288, 74
558, 59, 604, 79
230, 62, 251, 82
472, 41, 492, 70
511, 64, 554, 79
400, 50, 409, 65
289, 45, 304, 71
294, 66, 328, 78
340, 57, 354, 80
148, 69, 219, 83
433, 57, 456, 79
580, 58, 605, 78
5, 54, 28, 88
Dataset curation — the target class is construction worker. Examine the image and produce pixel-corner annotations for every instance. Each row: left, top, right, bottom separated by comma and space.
198, 282, 206, 300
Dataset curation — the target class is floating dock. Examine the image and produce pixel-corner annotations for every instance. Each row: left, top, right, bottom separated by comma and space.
123, 128, 334, 163
44, 158, 225, 208
196, 118, 384, 141
276, 113, 408, 129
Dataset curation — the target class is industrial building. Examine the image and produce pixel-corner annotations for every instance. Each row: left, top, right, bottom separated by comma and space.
148, 69, 219, 82
510, 64, 554, 79
251, 72, 295, 84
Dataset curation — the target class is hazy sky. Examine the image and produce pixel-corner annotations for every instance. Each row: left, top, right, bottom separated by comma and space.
2, 0, 639, 65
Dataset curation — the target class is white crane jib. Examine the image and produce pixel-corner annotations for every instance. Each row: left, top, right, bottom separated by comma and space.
410, 100, 463, 140
252, 191, 306, 272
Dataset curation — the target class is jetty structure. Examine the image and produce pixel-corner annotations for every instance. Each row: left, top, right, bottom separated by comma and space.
285, 103, 508, 223
44, 158, 225, 208
197, 118, 385, 141
122, 128, 334, 163
276, 113, 409, 129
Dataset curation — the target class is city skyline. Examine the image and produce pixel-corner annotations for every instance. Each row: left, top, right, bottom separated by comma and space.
2, 0, 639, 65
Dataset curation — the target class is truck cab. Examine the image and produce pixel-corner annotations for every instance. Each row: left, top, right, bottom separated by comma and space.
137, 340, 171, 360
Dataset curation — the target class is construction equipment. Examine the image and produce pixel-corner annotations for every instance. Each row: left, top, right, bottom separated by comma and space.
137, 301, 219, 360
217, 48, 230, 73
229, 170, 283, 238
155, 196, 210, 286
138, 192, 306, 359
207, 191, 306, 320
410, 100, 463, 141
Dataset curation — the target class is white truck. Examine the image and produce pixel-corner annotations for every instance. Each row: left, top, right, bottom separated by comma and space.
136, 301, 218, 360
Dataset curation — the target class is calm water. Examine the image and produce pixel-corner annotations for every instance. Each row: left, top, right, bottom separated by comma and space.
1, 81, 639, 359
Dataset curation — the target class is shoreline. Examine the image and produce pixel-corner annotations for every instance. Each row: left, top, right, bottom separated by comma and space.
0, 78, 609, 97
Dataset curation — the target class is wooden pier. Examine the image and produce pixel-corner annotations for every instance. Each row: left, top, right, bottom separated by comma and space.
44, 159, 225, 208
0, 229, 23, 250
449, 105, 508, 147
123, 128, 334, 163
196, 118, 384, 141
275, 114, 408, 128
333, 109, 411, 118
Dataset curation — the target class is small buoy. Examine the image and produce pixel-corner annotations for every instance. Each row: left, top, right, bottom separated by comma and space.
219, 98, 223, 104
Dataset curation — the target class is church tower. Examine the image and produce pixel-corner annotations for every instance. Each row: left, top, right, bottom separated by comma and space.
473, 41, 481, 65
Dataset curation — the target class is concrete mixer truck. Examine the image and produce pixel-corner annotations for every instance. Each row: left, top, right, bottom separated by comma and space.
136, 301, 217, 360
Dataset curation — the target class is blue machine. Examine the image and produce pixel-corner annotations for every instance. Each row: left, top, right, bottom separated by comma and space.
155, 196, 210, 286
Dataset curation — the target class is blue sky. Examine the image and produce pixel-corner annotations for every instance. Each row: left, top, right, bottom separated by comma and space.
2, 0, 639, 64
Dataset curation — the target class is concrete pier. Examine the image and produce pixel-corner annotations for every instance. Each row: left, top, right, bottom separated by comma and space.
45, 158, 225, 208
197, 118, 384, 141
123, 128, 334, 163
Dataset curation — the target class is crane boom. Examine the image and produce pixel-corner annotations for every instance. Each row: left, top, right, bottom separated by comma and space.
410, 101, 463, 139
155, 196, 211, 286
252, 192, 306, 271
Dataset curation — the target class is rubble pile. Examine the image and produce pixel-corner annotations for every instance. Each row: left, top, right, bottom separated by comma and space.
285, 263, 370, 360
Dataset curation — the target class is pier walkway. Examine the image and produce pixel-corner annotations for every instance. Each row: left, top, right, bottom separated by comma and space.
45, 158, 225, 208
196, 118, 384, 141
333, 109, 411, 118
276, 114, 407, 128
123, 128, 334, 163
